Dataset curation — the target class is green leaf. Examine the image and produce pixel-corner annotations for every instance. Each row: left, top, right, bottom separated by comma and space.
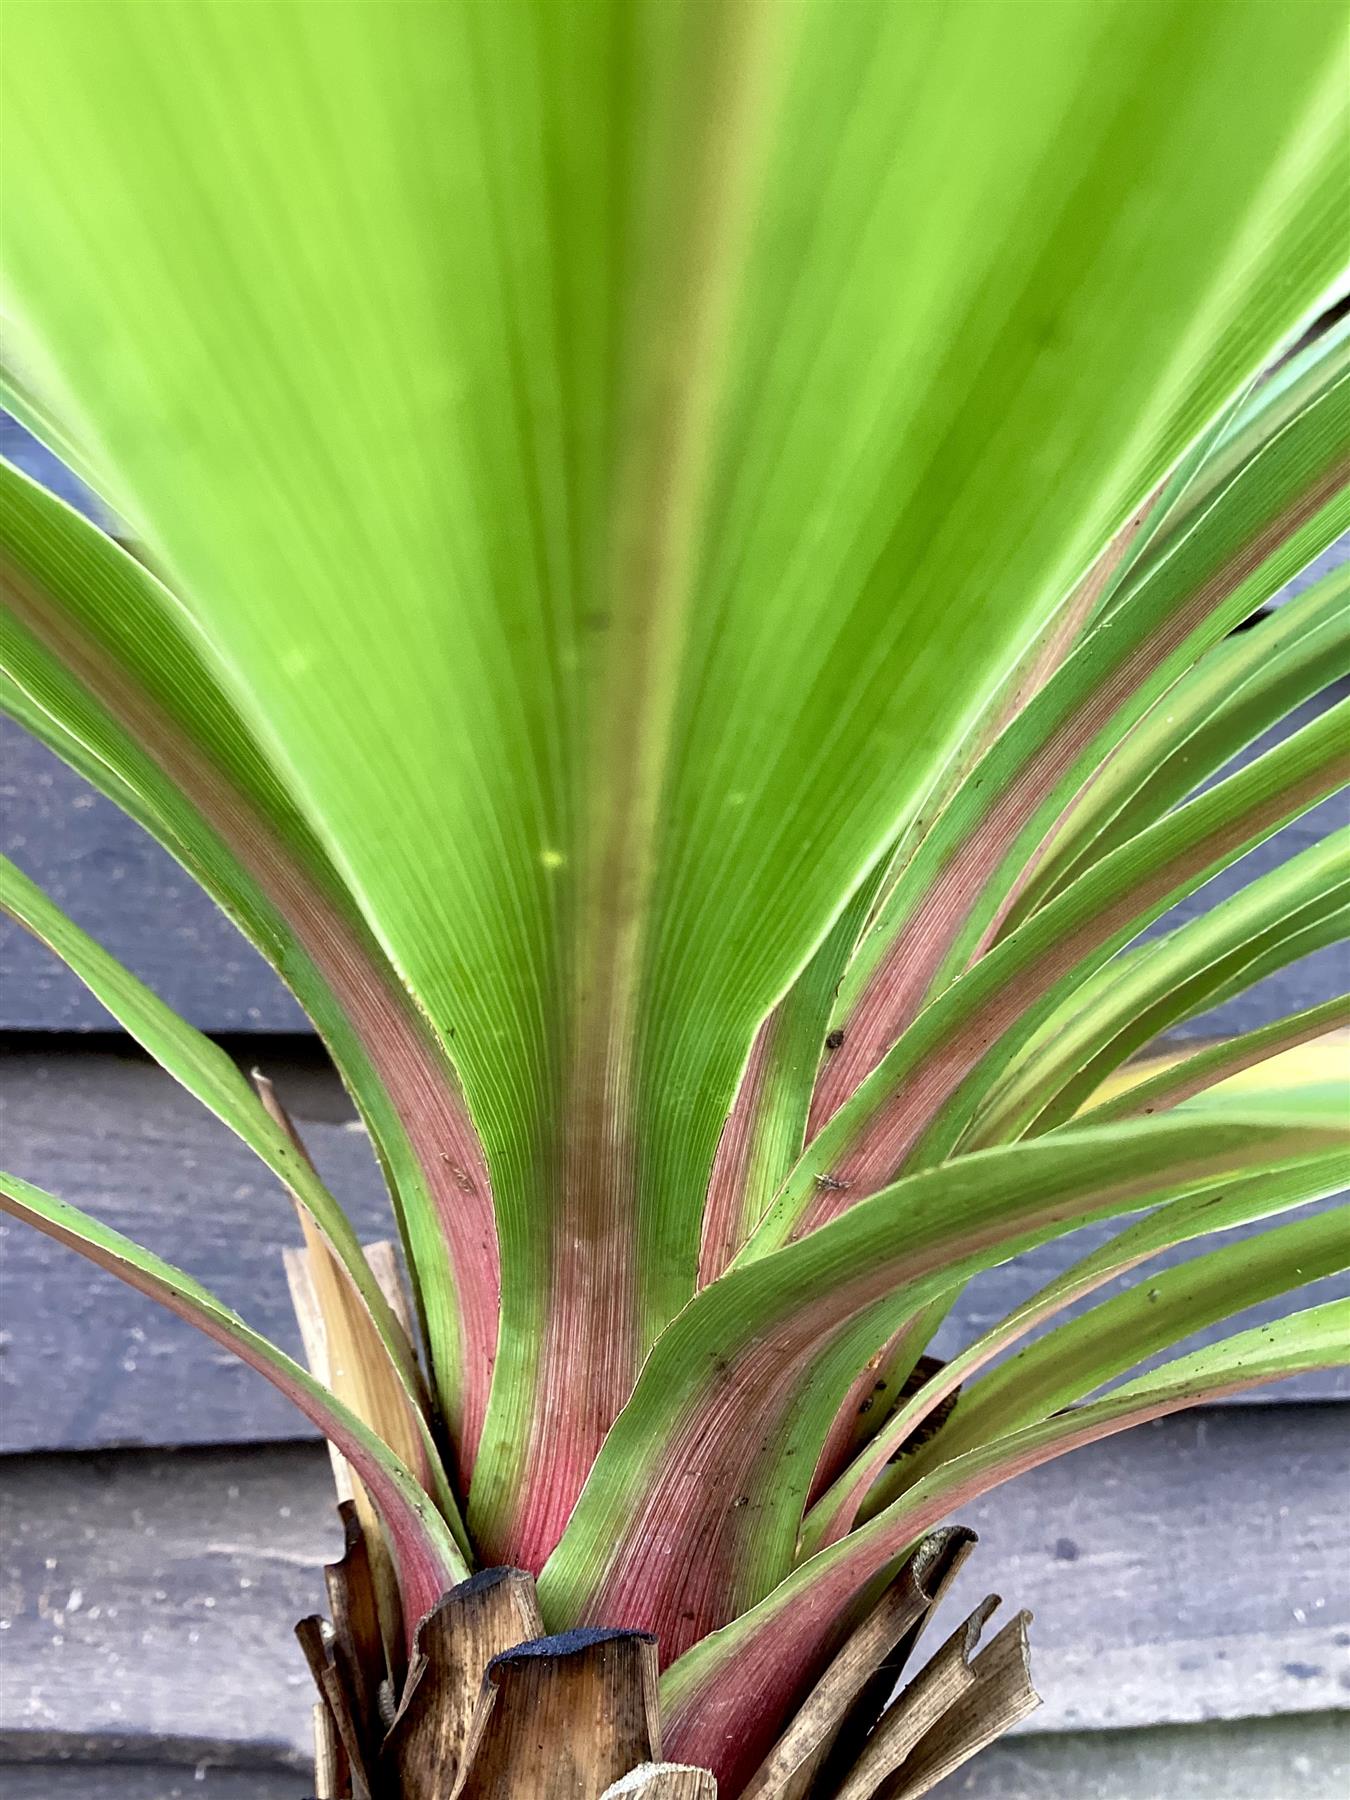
4, 0, 1345, 1564
0, 463, 498, 1462
661, 1300, 1350, 1789
537, 1110, 1343, 1659
802, 1143, 1349, 1554
0, 1171, 470, 1625
1001, 555, 1350, 926
966, 826, 1350, 1145
749, 691, 1349, 1252
3, 864, 471, 1541
883, 1197, 1350, 1500
1125, 314, 1350, 590
0, 660, 167, 840
812, 338, 1349, 1132
700, 872, 884, 1283
0, 856, 427, 1416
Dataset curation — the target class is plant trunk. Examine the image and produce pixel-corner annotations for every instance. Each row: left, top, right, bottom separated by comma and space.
300, 1517, 1036, 1799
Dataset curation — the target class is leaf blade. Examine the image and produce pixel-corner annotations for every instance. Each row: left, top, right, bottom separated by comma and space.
802, 1142, 1349, 1554
0, 462, 499, 1460
538, 1110, 1344, 1659
0, 1171, 470, 1629
661, 1300, 1350, 1789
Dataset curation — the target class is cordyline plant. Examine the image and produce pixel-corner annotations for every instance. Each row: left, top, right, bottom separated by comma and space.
2, 4, 1349, 1796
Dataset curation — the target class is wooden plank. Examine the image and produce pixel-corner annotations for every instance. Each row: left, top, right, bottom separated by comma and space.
940, 1405, 1350, 1739
0, 1765, 305, 1799
1, 1716, 1347, 1800
932, 1712, 1350, 1799
0, 1442, 329, 1766
1, 1410, 1345, 1764
2, 1051, 1345, 1458
1, 1715, 1346, 1800
0, 719, 308, 1032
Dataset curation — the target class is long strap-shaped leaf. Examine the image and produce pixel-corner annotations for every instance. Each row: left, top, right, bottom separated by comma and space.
850, 479, 1179, 984
850, 330, 1330, 976
0, 464, 498, 1461
537, 1111, 1342, 1662
1080, 1001, 1350, 1124
965, 826, 1350, 1145
889, 1198, 1350, 1493
810, 338, 1350, 1132
747, 692, 1350, 1252
660, 1302, 1350, 1792
699, 874, 884, 1284
802, 1144, 1349, 1554
0, 1172, 469, 1628
1011, 886, 1350, 1128
699, 463, 1214, 1289
700, 386, 1283, 1297
9, 844, 472, 1542
1000, 553, 1350, 925
1123, 315, 1350, 591
0, 858, 430, 1410
696, 468, 1199, 1290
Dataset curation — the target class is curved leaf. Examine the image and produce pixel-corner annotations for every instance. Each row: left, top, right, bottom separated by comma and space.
1080, 1002, 1350, 1123
812, 341, 1349, 1132
881, 1196, 1350, 1498
965, 826, 1350, 1145
1001, 553, 1350, 924
0, 463, 498, 1461
0, 1172, 470, 1631
0, 857, 428, 1409
803, 1143, 1349, 1553
661, 1301, 1350, 1790
538, 1111, 1342, 1659
748, 692, 1349, 1252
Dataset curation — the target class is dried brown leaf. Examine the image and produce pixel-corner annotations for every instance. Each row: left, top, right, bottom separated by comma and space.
878, 1611, 1039, 1800
383, 1566, 544, 1800
456, 1629, 661, 1800
832, 1595, 1000, 1800
739, 1557, 937, 1799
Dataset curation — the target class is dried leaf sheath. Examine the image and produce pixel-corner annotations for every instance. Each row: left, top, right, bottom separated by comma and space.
296, 1521, 1038, 1800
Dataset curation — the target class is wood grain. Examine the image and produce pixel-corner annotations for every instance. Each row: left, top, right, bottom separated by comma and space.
456, 1630, 660, 1800
383, 1568, 543, 1800
4, 1712, 1349, 1800
1, 718, 308, 1032
0, 1767, 307, 1799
